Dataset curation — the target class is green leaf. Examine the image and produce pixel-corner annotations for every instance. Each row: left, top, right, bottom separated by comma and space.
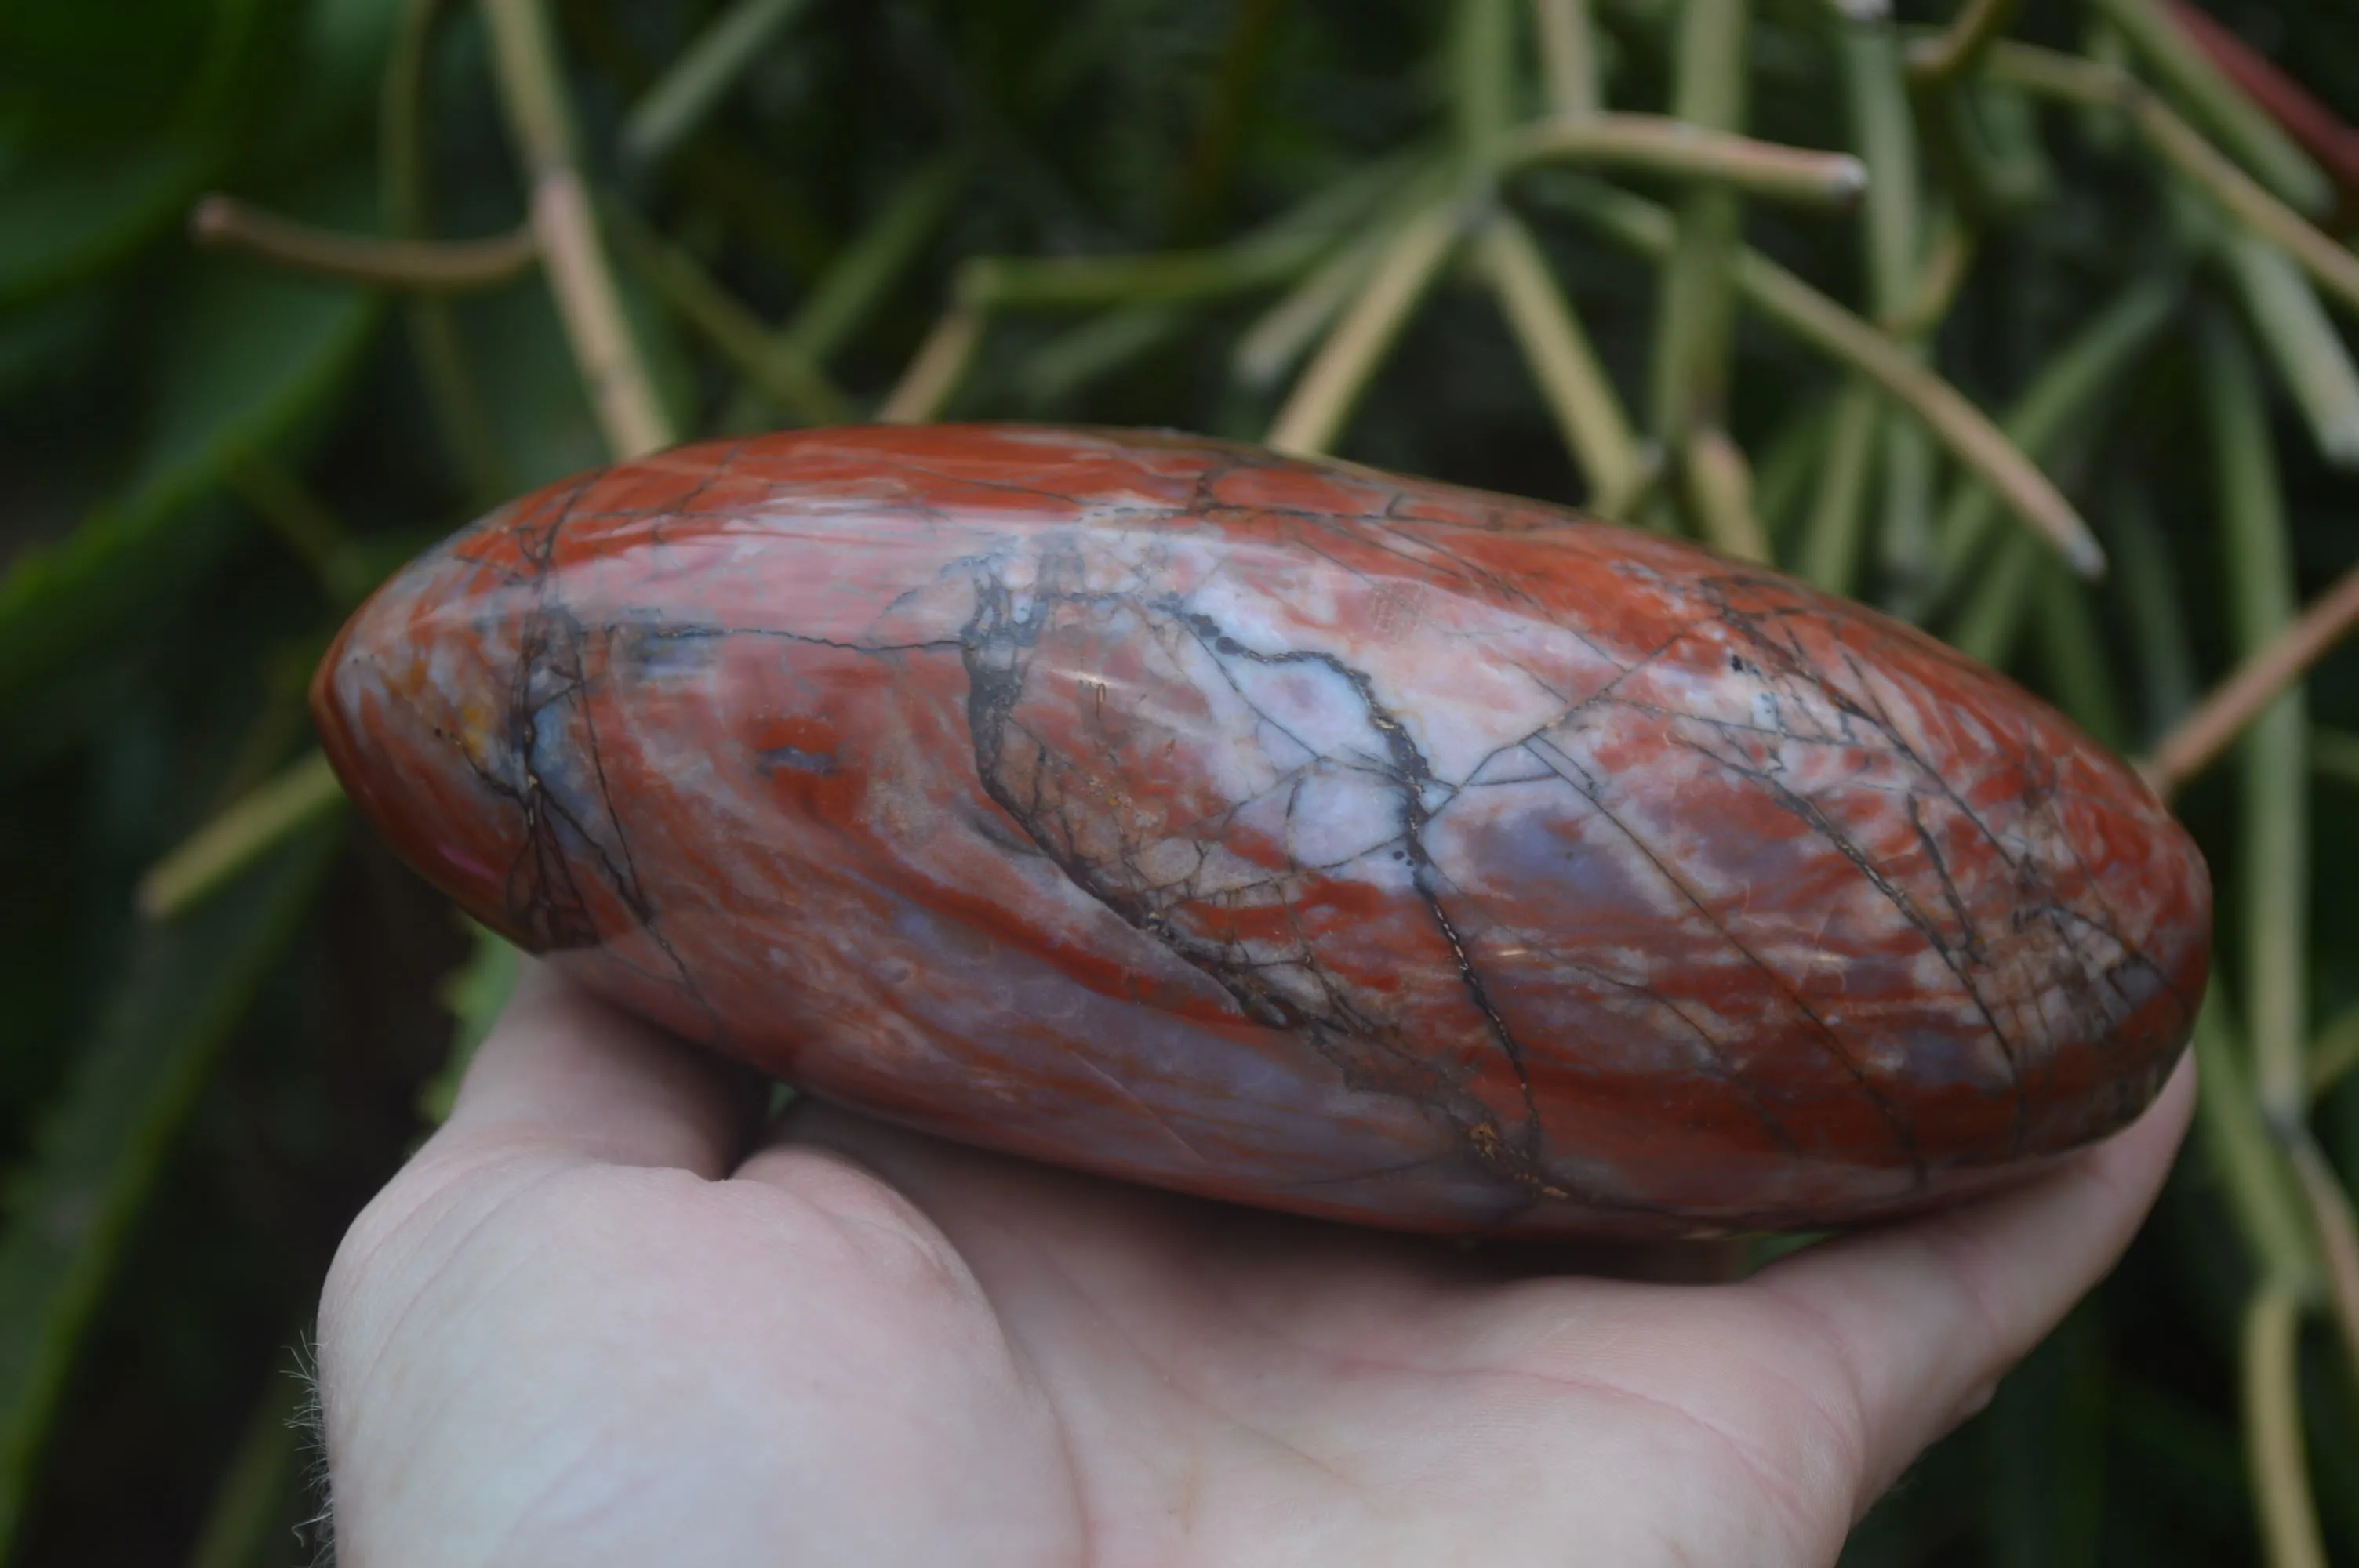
1979, 1304, 2106, 1566
0, 818, 340, 1554
457, 283, 609, 491
181, 1356, 315, 1568
0, 242, 380, 706
0, 287, 110, 401
0, 142, 216, 307
0, 0, 234, 147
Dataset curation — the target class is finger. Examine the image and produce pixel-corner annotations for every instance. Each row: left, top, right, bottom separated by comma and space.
1747, 1052, 2195, 1500
438, 958, 764, 1178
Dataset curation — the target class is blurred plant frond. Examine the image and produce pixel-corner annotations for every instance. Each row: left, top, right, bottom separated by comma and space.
2, 0, 2358, 1560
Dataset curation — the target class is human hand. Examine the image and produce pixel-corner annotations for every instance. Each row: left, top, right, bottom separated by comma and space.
320, 960, 2194, 1567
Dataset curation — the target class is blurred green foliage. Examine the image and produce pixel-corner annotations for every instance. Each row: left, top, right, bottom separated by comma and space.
2, 0, 2357, 1561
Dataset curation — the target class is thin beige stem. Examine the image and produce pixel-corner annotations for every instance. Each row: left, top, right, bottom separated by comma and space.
191, 195, 537, 291
2086, 0, 2331, 214
1532, 0, 1599, 120
606, 207, 853, 424
136, 752, 347, 920
1506, 114, 1866, 208
2312, 1001, 2359, 1101
1728, 249, 2099, 574
1234, 160, 1445, 389
1268, 204, 1462, 456
1541, 177, 2104, 575
482, 0, 674, 459
1681, 426, 1771, 561
2287, 1137, 2359, 1394
1477, 212, 1642, 509
2197, 996, 2324, 1301
2143, 557, 2359, 797
2242, 1286, 2328, 1568
1988, 44, 2359, 319
532, 172, 674, 457
2224, 232, 2359, 469
1236, 227, 1390, 390
224, 459, 362, 603
880, 301, 985, 423
1650, 0, 1751, 456
1904, 0, 2023, 87
1884, 213, 1977, 337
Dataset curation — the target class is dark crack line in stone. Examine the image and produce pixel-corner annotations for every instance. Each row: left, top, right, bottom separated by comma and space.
1167, 605, 1553, 1173
1523, 734, 1928, 1181
954, 554, 1594, 1212
622, 621, 966, 658
1700, 601, 2048, 1141
1906, 793, 1986, 965
484, 495, 725, 1036
1699, 739, 2027, 1155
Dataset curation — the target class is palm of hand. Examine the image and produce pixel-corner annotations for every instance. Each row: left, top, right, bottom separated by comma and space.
322, 967, 2191, 1568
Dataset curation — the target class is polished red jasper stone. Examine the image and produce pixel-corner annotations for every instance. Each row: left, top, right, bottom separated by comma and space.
314, 424, 2210, 1236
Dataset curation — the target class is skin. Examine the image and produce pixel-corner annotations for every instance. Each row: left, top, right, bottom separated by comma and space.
320, 960, 2196, 1568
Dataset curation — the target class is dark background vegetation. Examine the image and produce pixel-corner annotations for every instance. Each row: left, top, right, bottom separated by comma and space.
2, 0, 2357, 1561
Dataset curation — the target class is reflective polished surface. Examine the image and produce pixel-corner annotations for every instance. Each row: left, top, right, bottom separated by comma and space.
314, 425, 2210, 1236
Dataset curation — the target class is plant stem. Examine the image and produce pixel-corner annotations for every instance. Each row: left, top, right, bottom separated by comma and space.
2222, 231, 2359, 470
620, 0, 811, 176
1799, 382, 1877, 593
1267, 203, 1463, 456
1506, 115, 1866, 207
2313, 1000, 2359, 1101
1751, 396, 1832, 546
1532, 0, 1600, 119
606, 207, 853, 424
1904, 0, 2022, 87
1478, 212, 1642, 510
2085, 0, 2332, 216
1234, 161, 1441, 388
1843, 27, 1921, 321
961, 238, 1325, 310
1165, 0, 1288, 243
482, 0, 674, 459
1884, 210, 1976, 338
2161, 0, 2359, 199
2032, 561, 2130, 751
383, 0, 508, 504
2317, 726, 2359, 788
1452, 0, 1517, 169
135, 752, 347, 920
2143, 556, 2359, 800
879, 301, 985, 423
190, 197, 538, 291
224, 459, 365, 605
1539, 177, 2106, 575
1681, 425, 1770, 561
2241, 1286, 2328, 1568
2285, 1136, 2359, 1397
2194, 993, 2321, 1297
183, 1358, 310, 1568
1927, 273, 2180, 605
1840, 15, 1934, 600
1949, 528, 2039, 666
2201, 316, 2308, 1131
784, 153, 965, 366
1648, 0, 1749, 450
2111, 486, 2201, 739
886, 218, 1340, 424
1016, 306, 1185, 408
1988, 45, 2359, 320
